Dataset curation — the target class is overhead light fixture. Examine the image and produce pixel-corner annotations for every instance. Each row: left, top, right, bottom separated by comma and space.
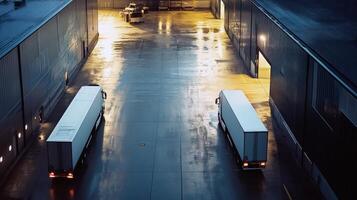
259, 34, 266, 43
39, 134, 45, 141
259, 34, 267, 47
67, 173, 74, 179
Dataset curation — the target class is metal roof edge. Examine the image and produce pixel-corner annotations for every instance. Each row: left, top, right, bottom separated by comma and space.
0, 0, 72, 59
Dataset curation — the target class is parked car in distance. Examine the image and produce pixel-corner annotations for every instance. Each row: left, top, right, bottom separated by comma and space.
124, 2, 137, 12
129, 8, 144, 23
122, 2, 147, 23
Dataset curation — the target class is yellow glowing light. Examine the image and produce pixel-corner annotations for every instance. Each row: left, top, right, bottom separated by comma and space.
166, 20, 171, 34
67, 173, 74, 179
158, 21, 163, 34
243, 163, 249, 167
259, 34, 266, 43
39, 135, 45, 141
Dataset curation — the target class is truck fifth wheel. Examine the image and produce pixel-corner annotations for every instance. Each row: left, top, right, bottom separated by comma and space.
46, 85, 106, 179
215, 90, 268, 170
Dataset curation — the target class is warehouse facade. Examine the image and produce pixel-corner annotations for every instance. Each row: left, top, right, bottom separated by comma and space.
213, 0, 357, 199
97, 0, 210, 10
0, 0, 98, 182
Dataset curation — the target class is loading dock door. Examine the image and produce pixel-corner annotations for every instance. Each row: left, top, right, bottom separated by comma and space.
220, 0, 224, 19
257, 51, 271, 95
258, 51, 271, 79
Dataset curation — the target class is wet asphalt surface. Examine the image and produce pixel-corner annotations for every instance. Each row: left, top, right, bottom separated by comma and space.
0, 10, 321, 200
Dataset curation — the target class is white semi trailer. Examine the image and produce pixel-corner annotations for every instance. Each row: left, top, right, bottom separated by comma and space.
47, 85, 106, 178
215, 90, 268, 170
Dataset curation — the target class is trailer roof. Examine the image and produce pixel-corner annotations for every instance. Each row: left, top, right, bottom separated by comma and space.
46, 86, 101, 142
254, 0, 357, 89
0, 0, 71, 59
222, 90, 267, 133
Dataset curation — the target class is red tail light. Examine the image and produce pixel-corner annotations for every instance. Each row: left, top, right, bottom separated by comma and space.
49, 172, 55, 178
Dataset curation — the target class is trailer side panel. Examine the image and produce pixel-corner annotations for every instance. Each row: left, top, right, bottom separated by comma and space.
71, 90, 102, 168
220, 91, 245, 156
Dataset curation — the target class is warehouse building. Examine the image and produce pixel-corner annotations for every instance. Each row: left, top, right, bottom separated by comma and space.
1, 0, 356, 198
0, 0, 98, 182
211, 0, 357, 198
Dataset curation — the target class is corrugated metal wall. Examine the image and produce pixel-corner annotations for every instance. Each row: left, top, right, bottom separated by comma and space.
58, 1, 85, 80
224, 0, 309, 162
239, 0, 251, 68
20, 18, 59, 138
224, 0, 357, 198
0, 48, 24, 178
76, 0, 89, 51
87, 0, 99, 52
0, 0, 99, 181
254, 10, 308, 143
304, 60, 357, 199
227, 0, 240, 39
